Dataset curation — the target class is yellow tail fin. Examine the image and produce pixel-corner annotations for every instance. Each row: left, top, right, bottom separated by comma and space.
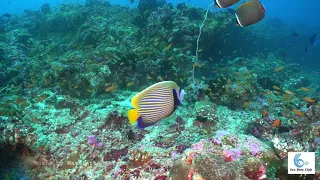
127, 109, 139, 125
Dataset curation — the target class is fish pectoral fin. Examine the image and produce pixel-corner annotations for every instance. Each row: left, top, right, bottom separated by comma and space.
128, 109, 139, 125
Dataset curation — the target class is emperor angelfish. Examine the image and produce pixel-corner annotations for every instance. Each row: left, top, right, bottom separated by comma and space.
235, 0, 266, 27
127, 81, 185, 129
214, 0, 240, 8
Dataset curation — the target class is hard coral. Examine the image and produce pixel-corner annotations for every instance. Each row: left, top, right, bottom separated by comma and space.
175, 144, 189, 154
154, 140, 175, 149
87, 135, 98, 145
193, 153, 237, 180
154, 175, 168, 180
223, 149, 241, 162
87, 135, 104, 149
250, 104, 320, 159
194, 100, 219, 133
1, 122, 37, 147
244, 164, 266, 180
128, 149, 152, 167
242, 157, 263, 175
113, 164, 129, 179
103, 146, 128, 161
169, 160, 191, 180
195, 101, 218, 122
101, 111, 128, 130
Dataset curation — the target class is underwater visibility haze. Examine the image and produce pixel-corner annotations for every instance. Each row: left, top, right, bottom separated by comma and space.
0, 0, 319, 179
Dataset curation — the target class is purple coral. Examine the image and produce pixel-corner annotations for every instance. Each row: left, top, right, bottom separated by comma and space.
191, 141, 204, 153
211, 138, 222, 145
96, 142, 105, 149
245, 141, 262, 156
249, 146, 260, 156
87, 135, 98, 145
87, 135, 104, 149
215, 130, 229, 138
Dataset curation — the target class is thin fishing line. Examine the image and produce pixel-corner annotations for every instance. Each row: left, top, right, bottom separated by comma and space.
193, 2, 215, 83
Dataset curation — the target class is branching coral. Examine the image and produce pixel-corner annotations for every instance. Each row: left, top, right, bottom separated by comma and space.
128, 149, 152, 167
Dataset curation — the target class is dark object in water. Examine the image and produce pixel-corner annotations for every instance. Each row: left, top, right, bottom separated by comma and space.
177, 3, 187, 10
258, 77, 275, 90
40, 3, 51, 14
292, 32, 299, 37
304, 48, 308, 52
137, 0, 166, 14
128, 0, 135, 3
167, 3, 173, 9
127, 129, 135, 140
278, 126, 293, 133
235, 0, 266, 27
278, 49, 288, 59
132, 14, 147, 28
309, 33, 317, 45
2, 13, 11, 17
214, 0, 239, 8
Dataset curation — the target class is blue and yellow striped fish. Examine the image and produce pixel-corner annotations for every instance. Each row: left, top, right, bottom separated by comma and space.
127, 81, 185, 129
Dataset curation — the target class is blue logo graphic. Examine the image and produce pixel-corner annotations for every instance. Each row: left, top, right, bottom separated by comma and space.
294, 153, 304, 168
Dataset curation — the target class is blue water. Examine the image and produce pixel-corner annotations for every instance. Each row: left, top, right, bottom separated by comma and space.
1, 0, 319, 28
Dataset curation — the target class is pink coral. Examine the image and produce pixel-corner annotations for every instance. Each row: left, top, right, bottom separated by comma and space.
187, 168, 195, 180
244, 165, 267, 180
192, 141, 204, 153
223, 150, 234, 162
223, 149, 242, 162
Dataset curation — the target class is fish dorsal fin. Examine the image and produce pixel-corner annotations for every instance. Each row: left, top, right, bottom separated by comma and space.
131, 81, 177, 109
